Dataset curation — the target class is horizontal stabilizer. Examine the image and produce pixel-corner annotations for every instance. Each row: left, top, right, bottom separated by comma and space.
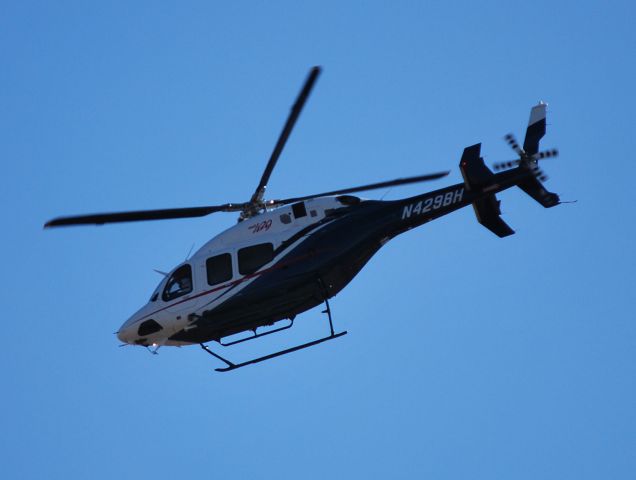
473, 195, 515, 238
459, 143, 514, 237
459, 143, 493, 189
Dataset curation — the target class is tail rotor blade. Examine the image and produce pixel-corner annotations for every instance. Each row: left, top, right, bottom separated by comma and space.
537, 148, 559, 159
504, 133, 525, 156
493, 159, 520, 171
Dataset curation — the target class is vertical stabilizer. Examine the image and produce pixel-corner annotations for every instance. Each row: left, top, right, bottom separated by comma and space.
523, 102, 547, 156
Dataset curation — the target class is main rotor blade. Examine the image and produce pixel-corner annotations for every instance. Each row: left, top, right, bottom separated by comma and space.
44, 204, 244, 228
268, 171, 450, 206
250, 66, 321, 205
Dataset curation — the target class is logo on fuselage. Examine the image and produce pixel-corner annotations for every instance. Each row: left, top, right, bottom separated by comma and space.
248, 219, 273, 234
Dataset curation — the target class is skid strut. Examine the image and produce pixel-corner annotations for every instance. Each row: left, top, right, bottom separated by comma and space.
200, 280, 346, 372
218, 318, 294, 347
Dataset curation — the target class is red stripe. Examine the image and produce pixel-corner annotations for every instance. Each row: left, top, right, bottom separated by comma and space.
137, 251, 320, 322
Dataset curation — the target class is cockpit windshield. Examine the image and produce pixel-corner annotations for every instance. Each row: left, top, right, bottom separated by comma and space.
149, 279, 164, 302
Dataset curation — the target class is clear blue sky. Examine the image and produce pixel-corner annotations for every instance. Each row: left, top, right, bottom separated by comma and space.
2, 1, 635, 478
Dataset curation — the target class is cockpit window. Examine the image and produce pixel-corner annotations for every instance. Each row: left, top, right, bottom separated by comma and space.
162, 264, 193, 302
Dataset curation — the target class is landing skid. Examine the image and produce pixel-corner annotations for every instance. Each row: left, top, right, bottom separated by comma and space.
200, 283, 346, 372
201, 331, 346, 372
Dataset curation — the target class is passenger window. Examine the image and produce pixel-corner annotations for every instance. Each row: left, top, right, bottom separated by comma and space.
206, 253, 233, 286
162, 264, 193, 301
292, 202, 307, 219
238, 243, 274, 275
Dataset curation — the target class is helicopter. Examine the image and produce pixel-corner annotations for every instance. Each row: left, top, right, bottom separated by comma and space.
45, 66, 561, 372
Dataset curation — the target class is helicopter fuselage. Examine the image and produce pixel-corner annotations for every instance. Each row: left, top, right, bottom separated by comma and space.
116, 166, 526, 348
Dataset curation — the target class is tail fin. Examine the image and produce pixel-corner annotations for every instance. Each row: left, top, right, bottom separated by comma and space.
523, 102, 547, 156
459, 143, 515, 237
517, 102, 560, 208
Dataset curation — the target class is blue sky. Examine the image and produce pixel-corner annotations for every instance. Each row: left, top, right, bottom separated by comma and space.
2, 1, 635, 478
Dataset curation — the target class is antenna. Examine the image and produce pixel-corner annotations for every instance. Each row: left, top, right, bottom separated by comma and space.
185, 243, 195, 261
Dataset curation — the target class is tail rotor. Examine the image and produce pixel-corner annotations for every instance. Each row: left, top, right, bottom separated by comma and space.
493, 132, 559, 183
493, 102, 559, 181
492, 102, 561, 208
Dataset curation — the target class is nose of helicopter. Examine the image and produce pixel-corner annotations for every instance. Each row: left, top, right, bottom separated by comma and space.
117, 324, 134, 344
116, 314, 139, 344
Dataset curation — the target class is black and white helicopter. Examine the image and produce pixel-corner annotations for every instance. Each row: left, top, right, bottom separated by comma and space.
45, 67, 561, 372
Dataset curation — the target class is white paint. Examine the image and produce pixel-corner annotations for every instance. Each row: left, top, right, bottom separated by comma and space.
528, 102, 547, 126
